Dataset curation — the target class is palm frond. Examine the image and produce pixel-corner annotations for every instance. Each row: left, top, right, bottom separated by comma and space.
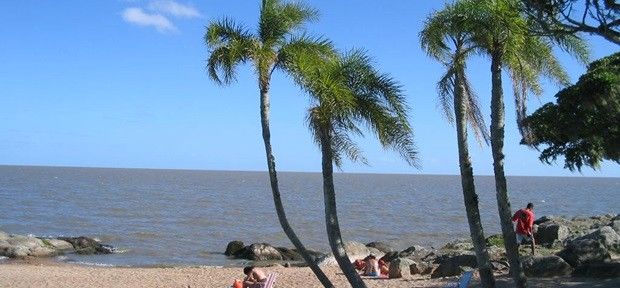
259, 0, 318, 47
205, 18, 256, 84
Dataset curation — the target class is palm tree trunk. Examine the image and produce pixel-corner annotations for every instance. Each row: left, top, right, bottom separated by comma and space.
454, 68, 496, 288
318, 126, 367, 288
259, 83, 334, 288
490, 51, 527, 288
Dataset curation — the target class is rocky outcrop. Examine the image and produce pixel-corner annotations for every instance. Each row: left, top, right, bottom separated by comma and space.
430, 254, 477, 278
573, 226, 620, 253
58, 237, 115, 254
388, 258, 414, 278
521, 255, 572, 277
557, 239, 611, 267
572, 261, 620, 278
409, 261, 433, 275
237, 243, 283, 261
366, 241, 395, 253
535, 223, 569, 247
0, 232, 113, 259
224, 241, 244, 257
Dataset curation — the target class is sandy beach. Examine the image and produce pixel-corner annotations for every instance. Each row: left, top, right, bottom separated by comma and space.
2, 259, 619, 288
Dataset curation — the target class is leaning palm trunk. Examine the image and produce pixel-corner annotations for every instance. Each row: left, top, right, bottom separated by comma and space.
454, 70, 496, 288
318, 126, 367, 288
260, 85, 334, 288
490, 51, 526, 288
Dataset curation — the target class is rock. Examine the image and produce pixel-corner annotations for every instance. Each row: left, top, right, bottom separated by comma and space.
388, 258, 414, 278
57, 236, 114, 254
580, 226, 620, 253
380, 251, 399, 263
276, 247, 302, 261
0, 235, 56, 258
521, 255, 573, 277
410, 261, 433, 275
572, 261, 620, 278
534, 215, 557, 225
43, 239, 74, 252
431, 254, 477, 278
0, 231, 9, 241
557, 239, 611, 267
490, 260, 510, 272
441, 239, 473, 252
611, 220, 620, 234
535, 223, 570, 246
366, 241, 395, 253
225, 241, 244, 257
240, 243, 282, 261
299, 249, 327, 264
343, 241, 371, 257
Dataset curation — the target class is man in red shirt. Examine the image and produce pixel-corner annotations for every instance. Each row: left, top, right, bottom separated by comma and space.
512, 202, 535, 255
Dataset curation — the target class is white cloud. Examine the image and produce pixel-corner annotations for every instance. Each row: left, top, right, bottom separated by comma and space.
122, 7, 177, 33
148, 0, 201, 18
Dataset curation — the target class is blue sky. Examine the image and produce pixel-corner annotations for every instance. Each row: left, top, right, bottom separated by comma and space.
0, 0, 618, 177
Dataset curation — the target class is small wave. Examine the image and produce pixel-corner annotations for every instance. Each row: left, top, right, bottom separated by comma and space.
0, 256, 8, 261
113, 248, 129, 254
55, 256, 68, 261
69, 261, 116, 267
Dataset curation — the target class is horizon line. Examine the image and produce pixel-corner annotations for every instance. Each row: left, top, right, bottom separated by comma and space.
0, 163, 616, 179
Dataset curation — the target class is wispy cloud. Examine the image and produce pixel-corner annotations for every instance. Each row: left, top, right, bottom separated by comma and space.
121, 1, 201, 33
122, 7, 177, 33
149, 0, 201, 18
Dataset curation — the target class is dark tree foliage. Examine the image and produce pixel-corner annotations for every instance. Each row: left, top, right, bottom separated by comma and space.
522, 0, 620, 44
524, 52, 620, 171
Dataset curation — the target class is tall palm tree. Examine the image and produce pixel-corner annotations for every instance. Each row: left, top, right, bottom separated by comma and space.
205, 1, 336, 286
420, 2, 497, 287
465, 1, 589, 287
288, 50, 417, 288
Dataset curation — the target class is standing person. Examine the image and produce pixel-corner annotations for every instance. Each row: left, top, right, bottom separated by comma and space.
512, 203, 536, 255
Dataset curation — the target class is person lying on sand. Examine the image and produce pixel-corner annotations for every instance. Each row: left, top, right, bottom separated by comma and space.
243, 266, 267, 288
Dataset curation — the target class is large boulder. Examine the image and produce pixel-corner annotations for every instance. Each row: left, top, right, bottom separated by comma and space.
611, 220, 620, 234
521, 255, 572, 277
225, 241, 244, 257
0, 235, 56, 258
57, 236, 114, 254
343, 241, 371, 257
381, 251, 399, 263
557, 239, 611, 267
535, 223, 570, 246
43, 239, 74, 252
366, 241, 395, 253
238, 243, 282, 261
431, 254, 477, 278
574, 226, 620, 253
388, 258, 414, 278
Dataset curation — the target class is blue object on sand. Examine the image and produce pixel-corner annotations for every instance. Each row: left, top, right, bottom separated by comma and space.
444, 270, 473, 288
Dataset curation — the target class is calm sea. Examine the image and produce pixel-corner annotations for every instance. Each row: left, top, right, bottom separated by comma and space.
0, 165, 617, 267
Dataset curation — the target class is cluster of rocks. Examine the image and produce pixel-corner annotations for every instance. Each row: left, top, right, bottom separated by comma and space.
225, 213, 620, 279
0, 231, 115, 259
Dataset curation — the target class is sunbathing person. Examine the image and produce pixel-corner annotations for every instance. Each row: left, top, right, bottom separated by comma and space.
363, 254, 380, 277
242, 266, 267, 288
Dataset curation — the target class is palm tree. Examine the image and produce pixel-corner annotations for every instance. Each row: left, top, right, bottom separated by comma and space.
204, 1, 335, 286
288, 50, 417, 288
464, 1, 589, 287
420, 2, 497, 287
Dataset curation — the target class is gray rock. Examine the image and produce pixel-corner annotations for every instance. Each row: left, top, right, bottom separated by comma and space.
574, 226, 620, 253
240, 243, 282, 261
366, 241, 395, 253
611, 220, 620, 234
225, 241, 244, 256
380, 251, 399, 263
535, 223, 570, 246
521, 255, 572, 277
0, 231, 9, 241
388, 258, 414, 278
343, 241, 371, 257
410, 261, 433, 275
275, 247, 302, 261
43, 239, 74, 252
557, 239, 611, 267
57, 236, 114, 254
431, 254, 477, 278
0, 235, 56, 258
